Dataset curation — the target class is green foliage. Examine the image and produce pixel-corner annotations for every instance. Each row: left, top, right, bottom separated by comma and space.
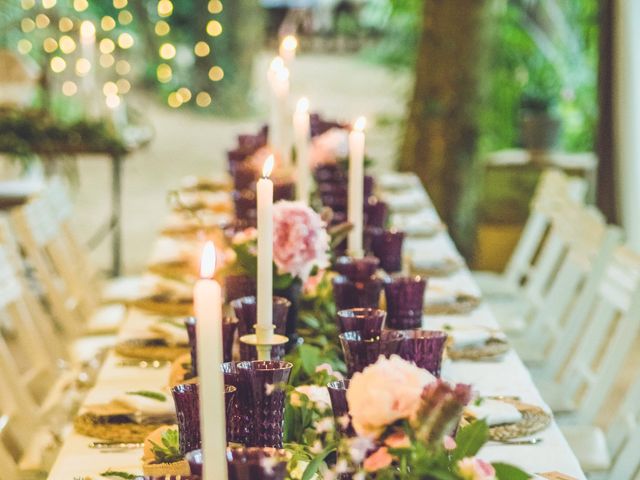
125, 390, 167, 402
99, 471, 137, 480
450, 420, 489, 461
149, 427, 182, 464
493, 463, 532, 480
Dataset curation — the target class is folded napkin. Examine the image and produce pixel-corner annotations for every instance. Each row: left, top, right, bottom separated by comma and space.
149, 319, 189, 345
377, 172, 420, 191
180, 174, 230, 192
465, 399, 523, 426
425, 283, 462, 305
391, 211, 443, 237
448, 328, 492, 349
412, 253, 463, 271
383, 189, 429, 213
113, 390, 175, 421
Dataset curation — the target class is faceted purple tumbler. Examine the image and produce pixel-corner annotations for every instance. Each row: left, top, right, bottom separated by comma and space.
186, 447, 288, 480
171, 383, 236, 455
339, 330, 405, 376
332, 275, 383, 311
231, 296, 290, 361
336, 308, 386, 336
221, 361, 252, 444
371, 229, 405, 273
383, 275, 427, 330
327, 379, 355, 437
185, 316, 238, 377
364, 197, 388, 228
224, 274, 257, 303
237, 361, 292, 448
397, 329, 448, 377
334, 256, 379, 281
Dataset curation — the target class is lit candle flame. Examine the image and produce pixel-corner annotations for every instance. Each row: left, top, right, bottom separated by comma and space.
269, 56, 284, 72
262, 155, 275, 178
296, 97, 309, 113
199, 241, 216, 279
276, 65, 289, 83
353, 116, 366, 132
280, 35, 298, 53
80, 20, 95, 39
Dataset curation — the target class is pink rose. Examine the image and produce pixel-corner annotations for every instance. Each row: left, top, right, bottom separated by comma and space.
310, 128, 349, 167
363, 447, 393, 472
273, 201, 330, 280
457, 457, 496, 480
346, 355, 436, 438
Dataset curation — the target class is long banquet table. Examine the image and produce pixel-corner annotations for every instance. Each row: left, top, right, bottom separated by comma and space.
47, 172, 586, 480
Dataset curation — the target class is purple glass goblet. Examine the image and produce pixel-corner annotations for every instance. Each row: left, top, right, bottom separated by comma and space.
237, 360, 292, 448
225, 274, 257, 303
231, 296, 290, 361
372, 229, 405, 273
172, 383, 236, 454
336, 308, 386, 336
327, 380, 355, 437
221, 361, 253, 444
383, 275, 427, 330
185, 317, 239, 377
339, 330, 405, 376
227, 148, 252, 164
397, 329, 448, 377
332, 275, 383, 311
232, 189, 257, 219
186, 447, 288, 479
365, 197, 388, 228
333, 256, 379, 281
231, 163, 258, 190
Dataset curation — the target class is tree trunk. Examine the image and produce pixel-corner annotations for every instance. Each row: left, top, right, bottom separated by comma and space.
399, 0, 490, 237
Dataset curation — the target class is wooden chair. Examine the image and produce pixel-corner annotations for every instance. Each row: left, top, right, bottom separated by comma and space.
472, 170, 588, 315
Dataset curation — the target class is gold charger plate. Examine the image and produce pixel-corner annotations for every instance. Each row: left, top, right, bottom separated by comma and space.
133, 294, 193, 317
424, 294, 481, 315
447, 337, 510, 361
74, 412, 169, 443
116, 338, 190, 361
461, 399, 552, 441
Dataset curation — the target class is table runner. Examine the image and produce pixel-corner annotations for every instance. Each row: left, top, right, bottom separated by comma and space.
47, 173, 586, 480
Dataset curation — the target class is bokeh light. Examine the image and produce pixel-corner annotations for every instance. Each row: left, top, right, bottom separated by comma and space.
113, 0, 127, 8
118, 33, 134, 49
21, 18, 35, 33
101, 16, 116, 31
62, 81, 78, 96
157, 0, 173, 17
42, 0, 56, 8
100, 54, 115, 68
50, 56, 66, 73
100, 38, 115, 54
159, 43, 176, 60
115, 60, 131, 75
177, 87, 192, 102
116, 78, 131, 94
168, 92, 182, 108
21, 0, 35, 9
105, 94, 121, 109
156, 63, 172, 83
17, 39, 32, 55
208, 66, 224, 81
59, 17, 73, 32
208, 0, 223, 14
194, 41, 210, 57
206, 20, 222, 37
73, 0, 88, 12
35, 14, 50, 29
76, 58, 92, 75
103, 81, 118, 96
155, 21, 170, 36
118, 11, 133, 25
43, 37, 58, 53
196, 92, 212, 107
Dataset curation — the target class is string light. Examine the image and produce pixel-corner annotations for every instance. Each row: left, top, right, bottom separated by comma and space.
156, 63, 172, 82
159, 43, 176, 60
208, 66, 224, 81
73, 0, 88, 12
118, 10, 133, 25
196, 91, 211, 107
206, 20, 222, 36
100, 38, 115, 54
99, 54, 115, 68
62, 81, 78, 96
105, 94, 121, 108
20, 0, 35, 9
117, 33, 134, 49
35, 14, 50, 29
167, 91, 182, 108
76, 58, 91, 75
103, 82, 118, 96
59, 35, 76, 54
115, 60, 131, 75
42, 0, 56, 8
208, 0, 222, 13
155, 20, 170, 36
177, 87, 192, 102
21, 18, 35, 33
101, 16, 116, 31
59, 17, 73, 32
194, 41, 210, 57
157, 0, 173, 17
17, 39, 32, 54
113, 0, 127, 8
116, 78, 131, 94
50, 56, 66, 73
43, 37, 58, 53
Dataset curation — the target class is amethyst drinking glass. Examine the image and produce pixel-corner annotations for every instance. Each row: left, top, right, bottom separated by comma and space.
171, 383, 236, 454
185, 317, 239, 376
364, 197, 388, 228
225, 274, 257, 303
333, 256, 379, 281
339, 330, 405, 376
336, 308, 386, 336
332, 275, 383, 311
383, 275, 427, 330
221, 361, 252, 444
397, 329, 448, 377
230, 163, 258, 190
327, 380, 355, 437
231, 296, 290, 360
186, 447, 288, 480
237, 360, 292, 448
371, 229, 405, 273
232, 189, 257, 219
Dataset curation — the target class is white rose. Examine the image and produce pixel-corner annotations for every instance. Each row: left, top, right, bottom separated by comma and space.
346, 355, 436, 438
294, 385, 331, 410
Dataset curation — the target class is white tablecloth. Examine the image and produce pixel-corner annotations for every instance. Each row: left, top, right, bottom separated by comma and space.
47, 175, 585, 480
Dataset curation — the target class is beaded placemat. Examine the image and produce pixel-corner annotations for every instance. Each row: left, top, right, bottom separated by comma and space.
116, 338, 190, 361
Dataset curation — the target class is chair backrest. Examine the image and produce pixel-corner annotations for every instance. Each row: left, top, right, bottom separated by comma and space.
501, 169, 587, 289
0, 413, 21, 480
604, 375, 640, 479
552, 246, 640, 425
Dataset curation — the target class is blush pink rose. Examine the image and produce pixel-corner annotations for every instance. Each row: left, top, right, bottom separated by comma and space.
272, 201, 330, 281
346, 355, 436, 438
457, 457, 496, 480
310, 128, 349, 167
363, 447, 393, 472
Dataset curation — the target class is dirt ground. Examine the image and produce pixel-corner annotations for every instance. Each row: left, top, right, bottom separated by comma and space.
70, 52, 409, 274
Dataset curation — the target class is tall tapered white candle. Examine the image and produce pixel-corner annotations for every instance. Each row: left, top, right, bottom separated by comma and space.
294, 97, 311, 204
256, 155, 275, 360
348, 116, 366, 258
267, 57, 290, 166
279, 35, 298, 65
194, 242, 228, 480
